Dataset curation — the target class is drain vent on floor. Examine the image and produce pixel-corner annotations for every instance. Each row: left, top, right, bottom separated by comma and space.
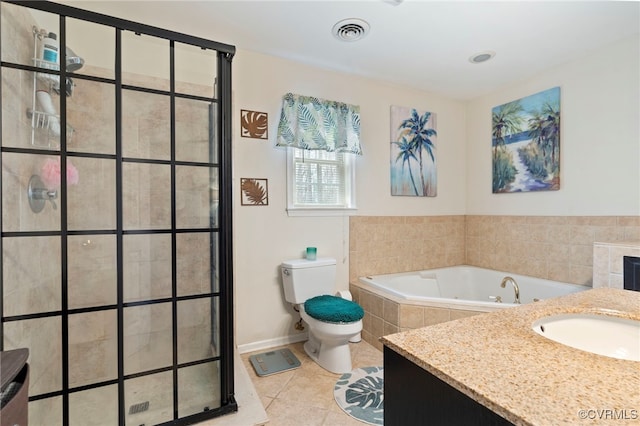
128, 401, 149, 415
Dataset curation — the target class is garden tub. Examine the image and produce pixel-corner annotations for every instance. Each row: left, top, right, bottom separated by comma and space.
358, 265, 588, 311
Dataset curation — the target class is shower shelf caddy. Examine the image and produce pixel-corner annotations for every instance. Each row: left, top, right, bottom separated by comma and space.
27, 26, 74, 149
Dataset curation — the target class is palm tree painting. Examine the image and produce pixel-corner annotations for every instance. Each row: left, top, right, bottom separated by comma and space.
390, 106, 438, 196
492, 87, 561, 193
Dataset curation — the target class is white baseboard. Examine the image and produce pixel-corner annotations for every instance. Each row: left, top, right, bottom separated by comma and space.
237, 333, 308, 354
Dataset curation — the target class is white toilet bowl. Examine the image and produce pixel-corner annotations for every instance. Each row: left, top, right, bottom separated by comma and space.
281, 258, 363, 374
299, 305, 363, 374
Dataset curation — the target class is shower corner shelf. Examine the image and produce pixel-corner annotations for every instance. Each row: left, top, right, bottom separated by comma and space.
32, 57, 59, 72
26, 108, 73, 148
28, 30, 75, 149
32, 58, 60, 88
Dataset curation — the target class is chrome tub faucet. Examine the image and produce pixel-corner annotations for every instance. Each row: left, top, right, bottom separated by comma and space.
500, 276, 521, 304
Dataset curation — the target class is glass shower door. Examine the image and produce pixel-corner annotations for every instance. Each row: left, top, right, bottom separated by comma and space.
1, 2, 235, 425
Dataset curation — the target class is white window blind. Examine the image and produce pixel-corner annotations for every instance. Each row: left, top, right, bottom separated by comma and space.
287, 148, 356, 215
294, 149, 345, 205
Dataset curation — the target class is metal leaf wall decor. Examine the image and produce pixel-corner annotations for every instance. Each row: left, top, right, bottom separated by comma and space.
241, 110, 268, 139
240, 178, 268, 205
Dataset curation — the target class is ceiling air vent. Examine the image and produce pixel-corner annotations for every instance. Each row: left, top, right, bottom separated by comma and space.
332, 18, 370, 42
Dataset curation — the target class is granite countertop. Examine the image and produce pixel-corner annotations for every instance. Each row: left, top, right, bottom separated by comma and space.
380, 288, 640, 426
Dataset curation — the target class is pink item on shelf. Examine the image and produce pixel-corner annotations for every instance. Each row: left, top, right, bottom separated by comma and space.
41, 157, 79, 189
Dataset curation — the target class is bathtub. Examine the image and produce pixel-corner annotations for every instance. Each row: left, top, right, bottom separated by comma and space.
358, 265, 588, 312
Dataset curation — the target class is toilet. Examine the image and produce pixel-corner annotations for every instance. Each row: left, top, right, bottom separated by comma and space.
281, 257, 364, 374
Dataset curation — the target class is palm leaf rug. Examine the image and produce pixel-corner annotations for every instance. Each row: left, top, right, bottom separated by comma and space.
334, 366, 384, 425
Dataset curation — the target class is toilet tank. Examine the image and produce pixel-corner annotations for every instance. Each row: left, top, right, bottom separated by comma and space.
281, 257, 336, 304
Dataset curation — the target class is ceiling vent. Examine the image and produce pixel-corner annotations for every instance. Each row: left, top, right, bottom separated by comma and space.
332, 18, 370, 42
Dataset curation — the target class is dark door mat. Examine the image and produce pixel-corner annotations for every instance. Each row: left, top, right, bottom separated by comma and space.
249, 348, 301, 376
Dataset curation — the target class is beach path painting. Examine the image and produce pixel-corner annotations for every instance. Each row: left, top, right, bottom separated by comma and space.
390, 106, 438, 197
492, 87, 560, 193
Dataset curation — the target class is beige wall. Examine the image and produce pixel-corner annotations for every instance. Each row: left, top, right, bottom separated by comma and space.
465, 35, 639, 216
232, 49, 468, 351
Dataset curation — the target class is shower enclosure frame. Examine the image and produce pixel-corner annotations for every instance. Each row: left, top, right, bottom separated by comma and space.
0, 1, 236, 424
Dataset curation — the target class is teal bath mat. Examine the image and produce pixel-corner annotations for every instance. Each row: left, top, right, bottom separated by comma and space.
249, 348, 301, 377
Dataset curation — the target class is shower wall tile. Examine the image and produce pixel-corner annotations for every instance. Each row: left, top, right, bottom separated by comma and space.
175, 97, 212, 163
177, 232, 213, 296
29, 396, 63, 426
123, 303, 173, 375
68, 235, 116, 308
174, 79, 214, 99
176, 165, 213, 228
4, 316, 62, 395
1, 67, 34, 150
178, 362, 221, 417
69, 385, 118, 426
123, 162, 171, 230
67, 75, 116, 155
177, 298, 213, 363
3, 236, 61, 316
2, 153, 61, 232
68, 310, 117, 387
1, 2, 36, 65
67, 157, 116, 230
122, 89, 170, 160
123, 233, 172, 302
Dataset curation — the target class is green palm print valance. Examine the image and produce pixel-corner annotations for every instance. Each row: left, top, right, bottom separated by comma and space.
276, 93, 362, 155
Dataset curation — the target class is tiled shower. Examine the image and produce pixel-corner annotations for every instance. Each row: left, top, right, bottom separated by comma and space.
1, 2, 235, 425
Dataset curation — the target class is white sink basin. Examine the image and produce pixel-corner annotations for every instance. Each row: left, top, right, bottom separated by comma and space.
532, 313, 640, 361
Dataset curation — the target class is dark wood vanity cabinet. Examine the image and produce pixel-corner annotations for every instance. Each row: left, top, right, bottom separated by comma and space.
0, 348, 29, 426
384, 346, 513, 426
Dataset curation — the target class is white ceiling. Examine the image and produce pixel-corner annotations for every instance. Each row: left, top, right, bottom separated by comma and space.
63, 1, 639, 100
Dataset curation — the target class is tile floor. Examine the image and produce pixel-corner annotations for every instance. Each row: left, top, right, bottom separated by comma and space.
240, 340, 383, 426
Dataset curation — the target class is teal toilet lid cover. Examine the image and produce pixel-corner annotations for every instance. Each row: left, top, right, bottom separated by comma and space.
304, 295, 364, 323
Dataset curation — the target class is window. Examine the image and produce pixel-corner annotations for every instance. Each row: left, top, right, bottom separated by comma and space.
276, 93, 361, 216
286, 148, 356, 216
